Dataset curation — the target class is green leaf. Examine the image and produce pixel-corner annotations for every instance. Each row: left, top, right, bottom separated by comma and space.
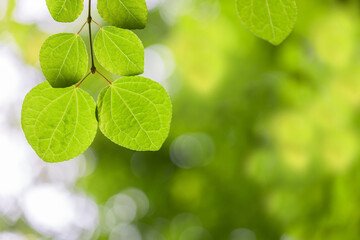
94, 26, 144, 76
97, 76, 172, 151
40, 33, 89, 88
97, 0, 147, 29
21, 82, 98, 163
46, 0, 84, 22
236, 0, 297, 45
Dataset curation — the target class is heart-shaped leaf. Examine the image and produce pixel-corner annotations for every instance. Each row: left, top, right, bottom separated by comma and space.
94, 26, 144, 76
97, 0, 147, 29
40, 33, 89, 88
46, 0, 84, 22
97, 76, 172, 151
21, 82, 98, 163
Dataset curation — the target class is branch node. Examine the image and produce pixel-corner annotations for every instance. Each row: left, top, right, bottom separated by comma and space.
91, 66, 96, 74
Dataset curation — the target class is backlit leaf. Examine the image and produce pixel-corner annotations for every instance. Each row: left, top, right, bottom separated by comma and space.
236, 0, 297, 45
97, 0, 147, 29
97, 76, 172, 151
40, 33, 88, 88
94, 26, 144, 76
21, 82, 98, 163
46, 0, 84, 22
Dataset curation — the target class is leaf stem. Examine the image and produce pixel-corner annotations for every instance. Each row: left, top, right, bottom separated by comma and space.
77, 21, 87, 35
96, 70, 112, 85
75, 72, 91, 88
92, 19, 102, 29
88, 0, 96, 74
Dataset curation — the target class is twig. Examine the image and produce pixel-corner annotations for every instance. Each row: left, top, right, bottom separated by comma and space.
88, 0, 96, 74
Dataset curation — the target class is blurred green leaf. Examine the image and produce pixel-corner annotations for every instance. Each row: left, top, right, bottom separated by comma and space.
236, 0, 297, 45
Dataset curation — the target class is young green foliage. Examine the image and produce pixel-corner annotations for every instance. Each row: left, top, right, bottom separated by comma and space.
46, 0, 84, 22
97, 0, 147, 29
97, 77, 172, 151
94, 26, 144, 76
21, 82, 98, 163
40, 33, 89, 88
236, 0, 297, 45
22, 0, 172, 163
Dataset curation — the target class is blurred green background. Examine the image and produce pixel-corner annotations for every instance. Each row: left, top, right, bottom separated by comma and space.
1, 0, 360, 239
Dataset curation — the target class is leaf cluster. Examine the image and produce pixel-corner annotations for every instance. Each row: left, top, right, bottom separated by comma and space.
21, 0, 172, 163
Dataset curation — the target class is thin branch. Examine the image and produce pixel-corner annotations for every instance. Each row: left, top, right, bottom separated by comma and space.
79, 0, 109, 87
75, 72, 91, 88
88, 0, 91, 18
88, 0, 96, 74
96, 70, 112, 85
